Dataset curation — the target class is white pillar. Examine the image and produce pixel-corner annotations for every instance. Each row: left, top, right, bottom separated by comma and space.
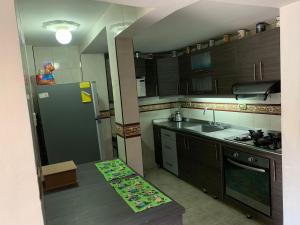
0, 0, 44, 224
280, 2, 300, 224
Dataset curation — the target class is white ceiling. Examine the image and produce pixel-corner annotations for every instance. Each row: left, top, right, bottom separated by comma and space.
133, 0, 279, 52
96, 0, 299, 8
16, 0, 110, 46
82, 28, 108, 53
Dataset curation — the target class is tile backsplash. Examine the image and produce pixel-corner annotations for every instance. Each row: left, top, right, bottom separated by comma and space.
180, 93, 281, 131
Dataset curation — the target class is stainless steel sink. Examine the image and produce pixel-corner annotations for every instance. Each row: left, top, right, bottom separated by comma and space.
184, 124, 226, 133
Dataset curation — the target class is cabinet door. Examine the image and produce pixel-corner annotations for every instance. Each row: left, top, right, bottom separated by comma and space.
188, 136, 222, 198
145, 59, 158, 97
157, 57, 179, 96
134, 58, 146, 78
177, 133, 198, 185
153, 125, 163, 167
211, 42, 238, 95
270, 156, 282, 225
178, 54, 190, 95
237, 35, 259, 83
256, 28, 280, 81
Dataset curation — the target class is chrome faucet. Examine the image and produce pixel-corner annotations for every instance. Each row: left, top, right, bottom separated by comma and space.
209, 109, 216, 126
203, 107, 216, 126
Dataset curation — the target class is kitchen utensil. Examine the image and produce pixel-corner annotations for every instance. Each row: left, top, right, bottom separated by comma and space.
237, 29, 247, 39
174, 111, 183, 122
276, 16, 280, 27
256, 22, 267, 33
223, 34, 230, 43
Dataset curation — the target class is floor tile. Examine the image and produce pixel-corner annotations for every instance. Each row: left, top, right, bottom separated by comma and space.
145, 168, 266, 225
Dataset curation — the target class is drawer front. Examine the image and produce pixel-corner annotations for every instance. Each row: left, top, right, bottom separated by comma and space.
161, 129, 176, 141
162, 141, 178, 176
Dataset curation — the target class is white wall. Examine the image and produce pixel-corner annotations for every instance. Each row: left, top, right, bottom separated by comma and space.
81, 53, 113, 160
139, 96, 179, 170
33, 46, 82, 84
81, 54, 109, 110
280, 3, 300, 225
0, 0, 44, 224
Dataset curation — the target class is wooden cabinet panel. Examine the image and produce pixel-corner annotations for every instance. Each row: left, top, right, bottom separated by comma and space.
134, 58, 146, 78
237, 35, 259, 82
145, 59, 158, 97
237, 28, 280, 83
256, 28, 280, 81
157, 57, 179, 96
188, 136, 222, 198
211, 42, 238, 95
270, 155, 283, 225
177, 133, 222, 198
178, 54, 190, 95
153, 125, 163, 167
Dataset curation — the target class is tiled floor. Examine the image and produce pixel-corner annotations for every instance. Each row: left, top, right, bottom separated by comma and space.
145, 168, 266, 225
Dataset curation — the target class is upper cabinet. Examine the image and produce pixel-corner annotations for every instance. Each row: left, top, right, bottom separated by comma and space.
211, 42, 238, 95
156, 56, 180, 96
135, 28, 280, 97
178, 53, 190, 95
237, 28, 280, 83
255, 28, 280, 81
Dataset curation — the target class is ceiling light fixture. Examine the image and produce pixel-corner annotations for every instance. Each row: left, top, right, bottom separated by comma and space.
43, 20, 80, 45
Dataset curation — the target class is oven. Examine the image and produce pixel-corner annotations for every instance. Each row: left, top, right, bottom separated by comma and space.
223, 147, 271, 216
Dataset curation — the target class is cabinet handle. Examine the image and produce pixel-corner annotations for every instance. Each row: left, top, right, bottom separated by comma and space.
215, 149, 218, 161
259, 61, 263, 80
273, 161, 276, 182
186, 138, 190, 151
155, 84, 158, 96
214, 80, 218, 95
253, 64, 256, 81
177, 82, 180, 95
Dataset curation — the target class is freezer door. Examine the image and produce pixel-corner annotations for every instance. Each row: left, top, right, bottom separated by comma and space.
37, 83, 100, 164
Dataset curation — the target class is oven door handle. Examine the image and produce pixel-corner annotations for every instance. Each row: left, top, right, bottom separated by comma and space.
227, 158, 266, 173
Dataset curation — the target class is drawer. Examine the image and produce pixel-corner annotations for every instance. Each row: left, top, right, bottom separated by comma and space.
161, 129, 176, 141
161, 140, 177, 151
164, 159, 178, 176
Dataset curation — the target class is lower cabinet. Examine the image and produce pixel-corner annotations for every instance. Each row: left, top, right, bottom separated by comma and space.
153, 125, 163, 167
177, 133, 222, 198
270, 155, 283, 225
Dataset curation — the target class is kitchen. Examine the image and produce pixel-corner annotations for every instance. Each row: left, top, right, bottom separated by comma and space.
2, 0, 298, 225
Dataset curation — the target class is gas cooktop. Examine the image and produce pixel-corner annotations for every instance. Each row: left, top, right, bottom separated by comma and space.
225, 129, 281, 152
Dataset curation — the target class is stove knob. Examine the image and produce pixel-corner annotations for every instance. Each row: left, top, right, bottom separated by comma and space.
233, 152, 239, 159
248, 157, 255, 162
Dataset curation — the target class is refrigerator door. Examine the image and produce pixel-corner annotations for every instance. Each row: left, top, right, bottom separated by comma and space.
37, 83, 100, 164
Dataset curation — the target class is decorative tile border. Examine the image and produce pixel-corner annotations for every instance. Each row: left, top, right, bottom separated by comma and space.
139, 102, 179, 112
115, 122, 141, 139
102, 101, 281, 118
181, 102, 281, 115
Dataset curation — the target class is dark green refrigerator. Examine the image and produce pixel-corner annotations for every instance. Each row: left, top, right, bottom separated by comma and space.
37, 82, 101, 164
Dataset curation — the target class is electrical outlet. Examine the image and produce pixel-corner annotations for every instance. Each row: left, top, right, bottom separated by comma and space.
239, 104, 247, 110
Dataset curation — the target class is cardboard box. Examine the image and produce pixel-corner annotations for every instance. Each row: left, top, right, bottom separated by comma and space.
42, 161, 77, 192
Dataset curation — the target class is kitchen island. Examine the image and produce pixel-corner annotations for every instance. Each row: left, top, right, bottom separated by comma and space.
44, 162, 185, 225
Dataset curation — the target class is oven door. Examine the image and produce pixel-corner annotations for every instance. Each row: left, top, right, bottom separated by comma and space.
224, 157, 271, 216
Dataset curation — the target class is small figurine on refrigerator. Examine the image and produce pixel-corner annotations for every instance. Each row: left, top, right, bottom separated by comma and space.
37, 60, 56, 85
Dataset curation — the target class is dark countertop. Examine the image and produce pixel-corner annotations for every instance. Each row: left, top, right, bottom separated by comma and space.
153, 119, 282, 156
44, 163, 185, 225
